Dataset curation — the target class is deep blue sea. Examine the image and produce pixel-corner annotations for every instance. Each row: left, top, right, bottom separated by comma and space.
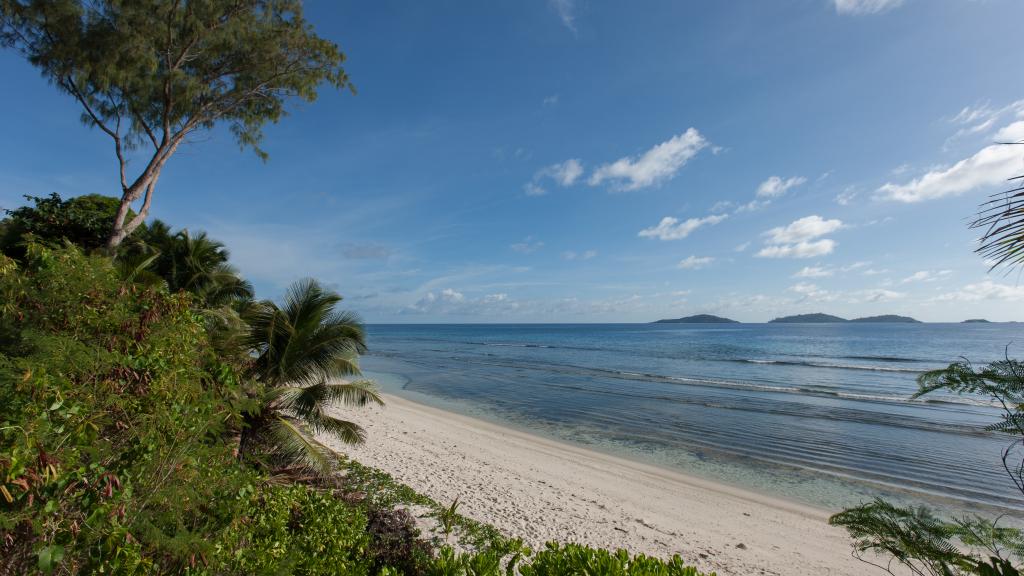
360, 323, 1024, 516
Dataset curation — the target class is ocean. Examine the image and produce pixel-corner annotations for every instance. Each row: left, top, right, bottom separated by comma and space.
359, 322, 1024, 516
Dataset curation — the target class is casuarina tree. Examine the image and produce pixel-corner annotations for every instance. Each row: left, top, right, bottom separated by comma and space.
0, 0, 353, 249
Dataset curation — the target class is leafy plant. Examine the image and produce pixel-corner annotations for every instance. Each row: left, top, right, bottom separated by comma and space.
830, 357, 1024, 575
0, 193, 125, 258
365, 506, 434, 576
196, 485, 373, 576
439, 497, 461, 539
240, 279, 383, 475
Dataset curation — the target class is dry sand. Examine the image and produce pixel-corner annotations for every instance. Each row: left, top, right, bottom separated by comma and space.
322, 393, 871, 576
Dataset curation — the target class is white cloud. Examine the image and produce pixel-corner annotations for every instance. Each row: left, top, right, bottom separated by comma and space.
562, 249, 597, 261
549, 0, 577, 32
857, 288, 906, 303
638, 214, 728, 241
835, 186, 858, 206
757, 176, 807, 198
901, 270, 952, 284
547, 159, 584, 186
789, 282, 834, 302
710, 200, 735, 213
735, 241, 751, 252
763, 215, 844, 245
833, 0, 904, 15
523, 182, 546, 196
934, 280, 1024, 302
526, 159, 583, 196
877, 121, 1024, 202
511, 237, 544, 253
678, 255, 714, 270
757, 240, 836, 259
543, 94, 559, 107
794, 266, 834, 278
589, 128, 709, 191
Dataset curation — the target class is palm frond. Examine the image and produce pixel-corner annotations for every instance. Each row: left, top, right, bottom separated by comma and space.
265, 415, 334, 476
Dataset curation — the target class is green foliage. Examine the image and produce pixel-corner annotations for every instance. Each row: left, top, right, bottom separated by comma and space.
439, 497, 461, 539
426, 543, 712, 576
0, 244, 256, 574
123, 220, 254, 309
241, 279, 382, 475
831, 357, 1024, 576
973, 173, 1024, 271
0, 193, 124, 257
196, 485, 372, 575
0, 0, 354, 246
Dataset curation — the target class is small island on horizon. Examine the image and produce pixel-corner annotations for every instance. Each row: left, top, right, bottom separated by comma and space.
767, 313, 922, 323
653, 314, 740, 324
962, 318, 991, 323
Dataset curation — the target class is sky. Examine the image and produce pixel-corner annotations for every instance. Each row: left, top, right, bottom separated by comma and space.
2, 0, 1024, 323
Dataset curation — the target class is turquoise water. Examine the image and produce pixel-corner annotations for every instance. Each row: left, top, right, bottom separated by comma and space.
360, 323, 1024, 516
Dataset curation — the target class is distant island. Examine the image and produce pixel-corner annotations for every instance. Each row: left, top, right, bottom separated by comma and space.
769, 313, 848, 323
849, 315, 922, 323
769, 313, 922, 323
963, 318, 991, 323
654, 314, 739, 324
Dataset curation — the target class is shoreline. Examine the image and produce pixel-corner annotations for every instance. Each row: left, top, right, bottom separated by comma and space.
322, 391, 870, 576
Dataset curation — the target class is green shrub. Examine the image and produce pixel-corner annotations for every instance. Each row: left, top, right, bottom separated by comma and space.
197, 485, 373, 575
0, 244, 252, 574
425, 542, 711, 576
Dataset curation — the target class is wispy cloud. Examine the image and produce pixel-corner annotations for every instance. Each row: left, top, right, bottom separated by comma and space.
562, 249, 598, 261
901, 269, 952, 284
934, 280, 1024, 302
549, 0, 577, 33
638, 214, 728, 241
757, 176, 807, 198
678, 255, 714, 270
833, 0, 904, 16
589, 128, 709, 191
525, 158, 583, 196
737, 175, 806, 212
794, 266, 834, 278
877, 121, 1024, 202
757, 215, 843, 259
542, 94, 559, 107
511, 236, 544, 253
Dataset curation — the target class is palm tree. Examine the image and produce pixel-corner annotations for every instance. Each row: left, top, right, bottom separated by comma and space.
121, 221, 254, 308
240, 279, 383, 474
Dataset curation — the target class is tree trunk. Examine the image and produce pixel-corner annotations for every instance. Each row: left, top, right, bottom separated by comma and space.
106, 167, 162, 251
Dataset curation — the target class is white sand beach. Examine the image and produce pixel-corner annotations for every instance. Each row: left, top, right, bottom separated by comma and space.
323, 393, 870, 576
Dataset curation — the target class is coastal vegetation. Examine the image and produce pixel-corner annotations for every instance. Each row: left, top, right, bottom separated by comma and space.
0, 2, 715, 574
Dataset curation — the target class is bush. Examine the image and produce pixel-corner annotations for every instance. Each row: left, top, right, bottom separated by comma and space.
197, 485, 373, 575
0, 244, 252, 574
366, 507, 434, 576
425, 542, 712, 576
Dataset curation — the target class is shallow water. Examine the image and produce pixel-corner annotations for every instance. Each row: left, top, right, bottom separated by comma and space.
360, 323, 1024, 517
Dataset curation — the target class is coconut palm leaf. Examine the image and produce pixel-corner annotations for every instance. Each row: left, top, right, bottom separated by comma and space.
277, 380, 384, 416
264, 416, 334, 477
974, 171, 1024, 272
240, 278, 380, 475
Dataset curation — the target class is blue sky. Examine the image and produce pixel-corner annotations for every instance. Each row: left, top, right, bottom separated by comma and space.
3, 0, 1024, 322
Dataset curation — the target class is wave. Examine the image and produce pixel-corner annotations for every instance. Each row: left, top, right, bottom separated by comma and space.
367, 350, 996, 408
737, 359, 923, 373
